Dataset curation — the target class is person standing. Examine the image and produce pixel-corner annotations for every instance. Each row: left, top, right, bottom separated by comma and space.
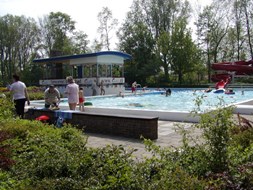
8, 74, 30, 119
44, 85, 61, 109
65, 76, 79, 110
91, 80, 97, 96
131, 81, 137, 94
78, 87, 85, 111
100, 80, 105, 95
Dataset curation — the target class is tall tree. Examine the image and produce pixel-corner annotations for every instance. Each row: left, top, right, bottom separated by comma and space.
195, 3, 228, 82
0, 15, 39, 83
38, 12, 75, 57
70, 31, 90, 54
118, 5, 158, 85
156, 31, 172, 82
90, 39, 103, 52
171, 19, 200, 84
97, 7, 118, 50
241, 0, 253, 58
141, 0, 191, 81
233, 0, 245, 60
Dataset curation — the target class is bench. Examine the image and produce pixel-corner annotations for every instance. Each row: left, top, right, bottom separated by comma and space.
25, 108, 158, 140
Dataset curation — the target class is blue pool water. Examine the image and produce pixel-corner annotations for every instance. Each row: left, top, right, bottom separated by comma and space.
56, 88, 253, 112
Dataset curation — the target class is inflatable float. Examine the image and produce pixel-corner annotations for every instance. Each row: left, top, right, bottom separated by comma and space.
213, 88, 225, 93
84, 102, 93, 106
225, 89, 235, 95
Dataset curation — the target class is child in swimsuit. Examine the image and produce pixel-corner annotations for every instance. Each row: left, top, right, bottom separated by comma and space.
79, 87, 85, 111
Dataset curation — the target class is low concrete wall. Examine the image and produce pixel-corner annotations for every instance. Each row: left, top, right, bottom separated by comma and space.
25, 108, 158, 140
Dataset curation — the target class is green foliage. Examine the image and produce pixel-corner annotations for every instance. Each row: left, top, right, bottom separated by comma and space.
47, 11, 76, 53
118, 21, 158, 85
1, 120, 88, 188
28, 92, 44, 101
80, 145, 137, 189
0, 14, 39, 83
0, 130, 15, 170
1, 93, 253, 189
97, 7, 118, 50
0, 170, 29, 190
139, 96, 253, 189
22, 63, 44, 86
0, 98, 15, 120
196, 106, 235, 173
2, 86, 45, 100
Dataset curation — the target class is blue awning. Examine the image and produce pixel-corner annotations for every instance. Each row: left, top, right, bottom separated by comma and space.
33, 51, 132, 65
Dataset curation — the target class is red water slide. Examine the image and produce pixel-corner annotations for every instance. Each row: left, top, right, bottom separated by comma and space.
211, 59, 253, 87
211, 59, 253, 76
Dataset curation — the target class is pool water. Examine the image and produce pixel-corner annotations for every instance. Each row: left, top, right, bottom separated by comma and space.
60, 88, 253, 112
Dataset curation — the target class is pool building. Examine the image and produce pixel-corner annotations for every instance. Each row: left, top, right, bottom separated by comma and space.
33, 51, 132, 96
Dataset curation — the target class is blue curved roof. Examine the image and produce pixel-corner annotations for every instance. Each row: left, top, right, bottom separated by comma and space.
33, 51, 132, 63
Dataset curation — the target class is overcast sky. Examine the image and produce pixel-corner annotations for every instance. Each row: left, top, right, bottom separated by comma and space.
0, 0, 211, 49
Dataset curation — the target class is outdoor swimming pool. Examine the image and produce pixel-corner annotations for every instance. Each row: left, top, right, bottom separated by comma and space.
85, 89, 251, 112
32, 88, 253, 112
29, 88, 253, 122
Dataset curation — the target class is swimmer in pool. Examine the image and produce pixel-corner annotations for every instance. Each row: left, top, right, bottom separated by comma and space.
164, 88, 171, 96
128, 103, 143, 107
204, 87, 212, 93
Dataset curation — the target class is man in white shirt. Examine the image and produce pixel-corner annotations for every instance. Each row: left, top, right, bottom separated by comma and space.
44, 85, 61, 109
8, 74, 30, 119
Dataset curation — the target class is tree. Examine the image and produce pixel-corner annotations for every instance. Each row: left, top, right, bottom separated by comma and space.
195, 3, 228, 82
233, 0, 246, 60
97, 7, 118, 50
22, 62, 43, 86
141, 0, 191, 82
38, 12, 76, 57
70, 31, 90, 54
171, 19, 200, 84
118, 2, 159, 85
90, 39, 103, 52
240, 0, 253, 59
0, 15, 39, 83
118, 21, 158, 85
157, 31, 172, 82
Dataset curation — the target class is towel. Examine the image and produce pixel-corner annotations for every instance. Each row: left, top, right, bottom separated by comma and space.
54, 110, 74, 119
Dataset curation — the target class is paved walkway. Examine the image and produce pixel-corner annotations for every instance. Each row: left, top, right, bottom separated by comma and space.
86, 120, 201, 159
28, 99, 253, 159
86, 114, 253, 159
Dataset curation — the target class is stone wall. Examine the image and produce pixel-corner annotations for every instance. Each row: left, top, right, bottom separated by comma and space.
25, 108, 158, 140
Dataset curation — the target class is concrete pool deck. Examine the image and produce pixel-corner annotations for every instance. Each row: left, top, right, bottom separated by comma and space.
29, 98, 253, 123
27, 99, 253, 159
85, 99, 253, 159
85, 113, 253, 159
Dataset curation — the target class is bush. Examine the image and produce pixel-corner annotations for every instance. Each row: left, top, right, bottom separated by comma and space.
0, 130, 15, 170
0, 86, 45, 100
0, 98, 15, 120
1, 94, 253, 189
0, 120, 88, 188
27, 86, 44, 100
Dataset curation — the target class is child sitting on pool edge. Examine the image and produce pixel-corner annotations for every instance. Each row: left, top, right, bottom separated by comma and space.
79, 87, 85, 111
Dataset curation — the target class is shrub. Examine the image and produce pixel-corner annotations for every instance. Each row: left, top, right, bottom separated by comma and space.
82, 145, 137, 189
0, 130, 15, 170
1, 93, 253, 189
0, 170, 29, 189
27, 86, 44, 100
0, 87, 8, 93
0, 98, 15, 120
